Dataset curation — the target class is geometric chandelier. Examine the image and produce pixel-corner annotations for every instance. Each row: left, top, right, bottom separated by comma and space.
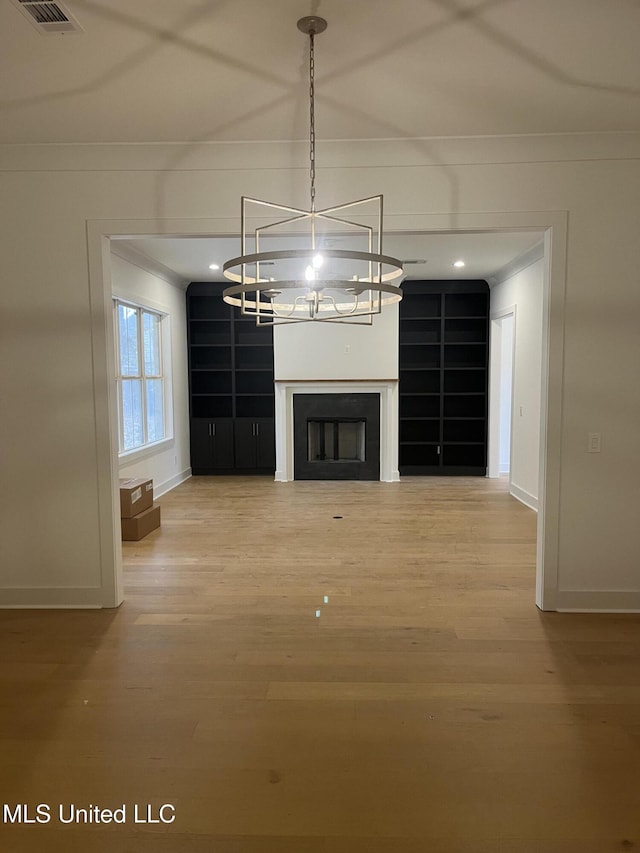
223, 16, 404, 325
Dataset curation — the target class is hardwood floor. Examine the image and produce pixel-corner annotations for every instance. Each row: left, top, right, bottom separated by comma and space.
2, 476, 640, 851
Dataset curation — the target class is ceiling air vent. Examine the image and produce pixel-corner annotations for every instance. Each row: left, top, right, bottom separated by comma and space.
10, 0, 83, 34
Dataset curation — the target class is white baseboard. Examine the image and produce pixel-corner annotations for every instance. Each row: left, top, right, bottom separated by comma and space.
274, 469, 401, 483
0, 470, 192, 610
0, 587, 107, 608
556, 589, 640, 612
510, 482, 538, 512
154, 468, 191, 498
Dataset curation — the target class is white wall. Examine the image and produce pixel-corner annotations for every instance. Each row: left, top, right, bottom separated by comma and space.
491, 255, 544, 509
110, 250, 191, 498
499, 314, 514, 474
1, 133, 639, 609
274, 303, 398, 380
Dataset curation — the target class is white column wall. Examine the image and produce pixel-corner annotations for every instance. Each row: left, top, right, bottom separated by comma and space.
274, 303, 398, 381
0, 134, 639, 608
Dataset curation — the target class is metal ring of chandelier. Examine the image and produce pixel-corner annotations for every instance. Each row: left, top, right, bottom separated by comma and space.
223, 249, 403, 320
223, 248, 403, 293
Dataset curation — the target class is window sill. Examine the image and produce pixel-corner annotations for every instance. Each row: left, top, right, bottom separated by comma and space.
118, 437, 174, 466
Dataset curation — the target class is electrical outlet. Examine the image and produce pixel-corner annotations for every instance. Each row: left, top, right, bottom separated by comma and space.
588, 432, 601, 453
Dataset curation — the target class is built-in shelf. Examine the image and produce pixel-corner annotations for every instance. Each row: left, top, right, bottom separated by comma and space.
187, 282, 275, 474
398, 281, 489, 475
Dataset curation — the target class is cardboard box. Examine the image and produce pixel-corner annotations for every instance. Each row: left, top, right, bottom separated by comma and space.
121, 503, 161, 541
119, 477, 153, 518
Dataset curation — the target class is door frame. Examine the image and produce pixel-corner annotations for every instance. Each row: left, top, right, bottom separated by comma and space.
488, 306, 517, 482
87, 211, 567, 611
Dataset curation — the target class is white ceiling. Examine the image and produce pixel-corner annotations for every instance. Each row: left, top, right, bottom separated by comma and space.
1, 0, 639, 144
6, 1, 629, 283
119, 230, 543, 285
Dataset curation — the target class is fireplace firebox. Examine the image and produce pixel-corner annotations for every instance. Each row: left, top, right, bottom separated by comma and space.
293, 394, 380, 480
307, 419, 366, 463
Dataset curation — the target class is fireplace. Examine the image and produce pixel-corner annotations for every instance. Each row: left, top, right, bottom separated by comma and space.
293, 393, 380, 480
274, 380, 400, 482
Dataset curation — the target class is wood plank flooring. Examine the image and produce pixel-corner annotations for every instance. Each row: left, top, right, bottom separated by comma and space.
2, 476, 640, 851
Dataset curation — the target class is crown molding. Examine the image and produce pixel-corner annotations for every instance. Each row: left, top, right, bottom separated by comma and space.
110, 241, 187, 290
488, 241, 544, 288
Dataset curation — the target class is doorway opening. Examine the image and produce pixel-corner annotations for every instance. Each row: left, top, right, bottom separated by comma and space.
87, 213, 566, 610
488, 308, 515, 482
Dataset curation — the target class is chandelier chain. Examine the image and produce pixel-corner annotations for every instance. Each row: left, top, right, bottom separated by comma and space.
309, 31, 316, 212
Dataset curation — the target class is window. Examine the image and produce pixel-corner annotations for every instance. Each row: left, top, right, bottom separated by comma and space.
114, 300, 167, 453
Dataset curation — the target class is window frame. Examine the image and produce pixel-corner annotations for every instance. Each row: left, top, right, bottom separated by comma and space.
113, 298, 171, 457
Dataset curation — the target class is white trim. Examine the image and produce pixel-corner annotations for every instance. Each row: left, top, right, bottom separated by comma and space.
87, 230, 123, 608
86, 210, 568, 612
510, 482, 538, 512
118, 436, 174, 464
490, 304, 519, 321
0, 588, 104, 608
536, 223, 567, 612
556, 591, 640, 612
488, 242, 545, 288
3, 133, 639, 173
111, 241, 187, 290
113, 299, 170, 455
154, 468, 192, 499
274, 380, 400, 482
111, 276, 177, 459
488, 305, 517, 480
112, 283, 178, 317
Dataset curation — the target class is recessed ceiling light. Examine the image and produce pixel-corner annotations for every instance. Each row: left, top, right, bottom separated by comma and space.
208, 263, 220, 270
453, 260, 465, 268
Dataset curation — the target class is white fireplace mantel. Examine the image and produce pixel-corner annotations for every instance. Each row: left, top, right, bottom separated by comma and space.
274, 380, 400, 482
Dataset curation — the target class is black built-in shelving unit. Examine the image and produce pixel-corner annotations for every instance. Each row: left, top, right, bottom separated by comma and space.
187, 282, 275, 474
399, 280, 489, 475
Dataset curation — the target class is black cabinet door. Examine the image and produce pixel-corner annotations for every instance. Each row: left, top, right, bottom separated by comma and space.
255, 419, 276, 469
234, 420, 257, 469
234, 419, 275, 469
210, 420, 234, 468
190, 419, 214, 469
190, 419, 234, 470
